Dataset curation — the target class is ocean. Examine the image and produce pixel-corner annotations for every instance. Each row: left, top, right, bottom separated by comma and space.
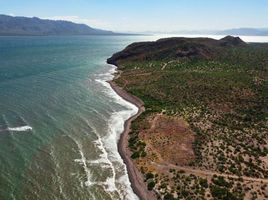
0, 35, 267, 200
0, 35, 146, 200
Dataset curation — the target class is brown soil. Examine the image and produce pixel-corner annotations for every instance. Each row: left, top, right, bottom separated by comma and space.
140, 114, 195, 166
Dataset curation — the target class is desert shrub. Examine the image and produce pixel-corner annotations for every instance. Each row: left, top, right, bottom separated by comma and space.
131, 152, 140, 159
212, 176, 231, 188
147, 181, 156, 190
145, 172, 154, 180
199, 178, 208, 188
164, 193, 174, 200
210, 185, 237, 200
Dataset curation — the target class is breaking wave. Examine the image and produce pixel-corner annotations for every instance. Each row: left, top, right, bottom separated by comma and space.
7, 125, 33, 132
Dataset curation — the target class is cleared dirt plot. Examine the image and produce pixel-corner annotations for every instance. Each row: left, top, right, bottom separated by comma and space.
140, 114, 195, 166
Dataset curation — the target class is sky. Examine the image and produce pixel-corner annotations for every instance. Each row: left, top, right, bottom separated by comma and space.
0, 0, 268, 32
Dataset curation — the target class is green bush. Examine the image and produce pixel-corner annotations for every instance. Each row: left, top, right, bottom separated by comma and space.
145, 172, 154, 180
147, 181, 156, 190
212, 176, 231, 188
131, 152, 140, 159
199, 178, 208, 188
164, 193, 174, 200
210, 185, 237, 200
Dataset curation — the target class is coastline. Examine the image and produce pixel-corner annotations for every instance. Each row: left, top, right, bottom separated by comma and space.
108, 73, 156, 200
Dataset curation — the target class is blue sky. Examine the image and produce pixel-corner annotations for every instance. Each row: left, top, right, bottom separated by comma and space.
1, 0, 267, 32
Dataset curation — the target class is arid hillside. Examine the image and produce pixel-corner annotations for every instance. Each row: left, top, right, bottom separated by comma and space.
108, 36, 268, 200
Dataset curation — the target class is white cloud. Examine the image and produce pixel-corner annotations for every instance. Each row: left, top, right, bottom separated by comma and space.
44, 15, 110, 29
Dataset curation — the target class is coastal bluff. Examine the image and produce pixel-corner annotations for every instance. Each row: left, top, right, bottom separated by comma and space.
107, 36, 246, 65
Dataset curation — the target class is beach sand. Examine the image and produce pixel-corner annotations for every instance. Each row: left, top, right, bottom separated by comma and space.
108, 79, 156, 200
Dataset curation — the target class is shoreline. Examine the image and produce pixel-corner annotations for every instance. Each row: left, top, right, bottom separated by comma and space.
108, 75, 156, 200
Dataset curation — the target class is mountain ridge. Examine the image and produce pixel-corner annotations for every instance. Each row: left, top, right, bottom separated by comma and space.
0, 14, 118, 36
217, 28, 268, 36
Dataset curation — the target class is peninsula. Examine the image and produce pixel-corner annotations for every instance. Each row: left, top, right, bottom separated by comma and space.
108, 36, 268, 200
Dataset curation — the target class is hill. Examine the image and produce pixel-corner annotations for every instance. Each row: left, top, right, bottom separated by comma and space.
108, 36, 268, 200
108, 36, 246, 65
0, 14, 116, 36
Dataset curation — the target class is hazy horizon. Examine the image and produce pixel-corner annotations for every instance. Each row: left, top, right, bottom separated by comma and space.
1, 0, 268, 32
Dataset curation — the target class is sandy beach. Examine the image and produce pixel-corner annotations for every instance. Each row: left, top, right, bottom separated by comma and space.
108, 77, 156, 200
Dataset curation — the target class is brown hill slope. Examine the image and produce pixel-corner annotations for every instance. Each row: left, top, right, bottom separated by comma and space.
107, 36, 246, 65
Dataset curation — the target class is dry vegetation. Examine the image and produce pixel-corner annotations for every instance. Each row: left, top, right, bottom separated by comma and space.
112, 41, 268, 199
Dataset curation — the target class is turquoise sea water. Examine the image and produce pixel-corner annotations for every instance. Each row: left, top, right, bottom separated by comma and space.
0, 35, 163, 200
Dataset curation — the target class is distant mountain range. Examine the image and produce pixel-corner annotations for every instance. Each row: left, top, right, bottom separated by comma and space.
146, 28, 268, 36
217, 28, 268, 36
0, 14, 118, 36
1, 14, 267, 37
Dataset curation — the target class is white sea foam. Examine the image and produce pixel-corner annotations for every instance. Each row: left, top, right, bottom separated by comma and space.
7, 125, 33, 132
83, 122, 119, 195
104, 109, 139, 200
92, 135, 117, 192
74, 140, 93, 187
72, 124, 117, 194
94, 65, 139, 200
96, 67, 117, 81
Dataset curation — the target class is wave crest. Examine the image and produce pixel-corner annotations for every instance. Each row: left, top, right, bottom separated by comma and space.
7, 126, 33, 132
